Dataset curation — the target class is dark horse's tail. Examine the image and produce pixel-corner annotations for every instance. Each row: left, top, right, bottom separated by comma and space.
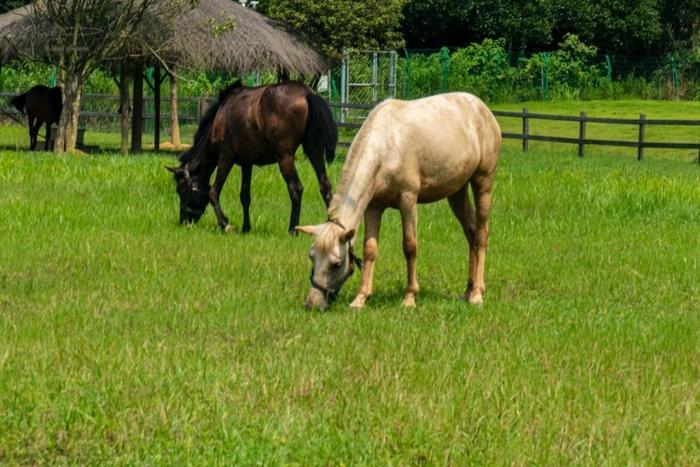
304, 92, 338, 164
180, 81, 243, 165
10, 93, 27, 115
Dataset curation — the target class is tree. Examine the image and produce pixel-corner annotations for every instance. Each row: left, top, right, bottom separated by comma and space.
401, 0, 669, 55
21, 0, 175, 153
256, 0, 406, 61
401, 0, 555, 51
0, 0, 29, 11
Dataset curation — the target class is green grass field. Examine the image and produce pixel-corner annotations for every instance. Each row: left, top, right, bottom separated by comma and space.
1, 100, 699, 464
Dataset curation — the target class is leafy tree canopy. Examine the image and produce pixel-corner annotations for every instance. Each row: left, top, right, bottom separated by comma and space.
401, 0, 696, 54
256, 0, 407, 61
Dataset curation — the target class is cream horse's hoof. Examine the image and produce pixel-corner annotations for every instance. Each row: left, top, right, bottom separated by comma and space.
350, 294, 368, 309
401, 293, 416, 307
224, 224, 237, 234
459, 291, 483, 305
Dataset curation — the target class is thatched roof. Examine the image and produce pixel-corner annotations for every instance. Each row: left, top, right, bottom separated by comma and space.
161, 0, 326, 75
0, 1, 327, 76
0, 5, 33, 63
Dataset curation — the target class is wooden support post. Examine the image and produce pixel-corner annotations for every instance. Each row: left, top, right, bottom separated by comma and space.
522, 107, 529, 152
637, 113, 646, 161
197, 97, 206, 123
119, 60, 130, 155
578, 111, 586, 158
169, 67, 180, 147
153, 63, 161, 152
131, 62, 144, 154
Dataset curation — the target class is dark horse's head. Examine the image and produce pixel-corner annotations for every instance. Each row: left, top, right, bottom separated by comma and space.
167, 81, 243, 224
166, 163, 210, 224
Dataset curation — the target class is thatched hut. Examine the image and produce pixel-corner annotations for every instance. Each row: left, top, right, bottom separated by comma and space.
162, 0, 325, 75
0, 0, 327, 152
0, 5, 33, 64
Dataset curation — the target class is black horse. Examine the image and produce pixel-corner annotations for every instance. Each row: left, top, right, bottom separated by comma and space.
168, 81, 337, 234
11, 85, 62, 151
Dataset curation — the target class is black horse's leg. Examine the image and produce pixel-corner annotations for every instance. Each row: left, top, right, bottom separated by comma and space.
28, 116, 38, 150
308, 152, 333, 208
278, 154, 304, 234
240, 164, 252, 233
209, 157, 236, 232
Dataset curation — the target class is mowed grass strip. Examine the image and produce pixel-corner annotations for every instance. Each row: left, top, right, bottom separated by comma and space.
0, 123, 699, 463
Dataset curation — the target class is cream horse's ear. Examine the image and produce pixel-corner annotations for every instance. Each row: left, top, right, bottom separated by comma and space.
295, 225, 319, 236
341, 229, 355, 242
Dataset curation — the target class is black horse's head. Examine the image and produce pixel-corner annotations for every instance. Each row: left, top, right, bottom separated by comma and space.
167, 164, 210, 224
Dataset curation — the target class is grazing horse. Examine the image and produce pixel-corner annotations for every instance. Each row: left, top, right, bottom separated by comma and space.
297, 93, 501, 310
11, 85, 62, 151
168, 80, 337, 233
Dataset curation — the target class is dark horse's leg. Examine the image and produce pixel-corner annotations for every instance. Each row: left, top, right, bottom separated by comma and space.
278, 154, 304, 234
240, 164, 252, 233
308, 151, 332, 208
209, 156, 236, 232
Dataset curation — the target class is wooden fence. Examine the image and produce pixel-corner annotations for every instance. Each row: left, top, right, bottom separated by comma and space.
331, 102, 700, 164
0, 92, 211, 122
2, 93, 698, 163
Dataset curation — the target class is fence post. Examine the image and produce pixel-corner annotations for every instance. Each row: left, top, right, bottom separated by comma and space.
440, 47, 450, 92
670, 55, 680, 92
542, 53, 550, 100
578, 112, 586, 157
389, 51, 397, 98
340, 49, 348, 124
403, 50, 412, 99
638, 113, 646, 161
605, 55, 612, 83
522, 107, 529, 153
371, 52, 378, 103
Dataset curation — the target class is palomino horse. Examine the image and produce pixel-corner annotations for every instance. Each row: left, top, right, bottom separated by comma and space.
11, 85, 62, 151
297, 93, 501, 310
168, 80, 337, 233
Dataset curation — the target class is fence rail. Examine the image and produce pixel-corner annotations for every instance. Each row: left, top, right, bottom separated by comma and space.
0, 92, 211, 123
330, 102, 700, 163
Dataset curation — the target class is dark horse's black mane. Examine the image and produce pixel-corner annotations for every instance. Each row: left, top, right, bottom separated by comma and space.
179, 80, 244, 165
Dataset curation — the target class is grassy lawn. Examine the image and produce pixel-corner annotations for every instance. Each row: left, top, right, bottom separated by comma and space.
1, 101, 699, 463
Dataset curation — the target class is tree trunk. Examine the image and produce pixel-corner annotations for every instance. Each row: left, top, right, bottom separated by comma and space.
54, 72, 82, 154
68, 89, 81, 150
169, 68, 180, 147
120, 60, 130, 155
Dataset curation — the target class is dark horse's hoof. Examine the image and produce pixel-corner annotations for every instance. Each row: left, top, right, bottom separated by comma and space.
224, 224, 237, 234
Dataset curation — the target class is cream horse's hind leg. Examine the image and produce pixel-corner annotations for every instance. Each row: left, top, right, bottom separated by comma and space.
350, 207, 383, 309
399, 193, 419, 307
469, 173, 494, 304
447, 185, 479, 302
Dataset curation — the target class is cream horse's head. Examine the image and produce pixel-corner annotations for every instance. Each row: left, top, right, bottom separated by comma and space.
296, 222, 360, 310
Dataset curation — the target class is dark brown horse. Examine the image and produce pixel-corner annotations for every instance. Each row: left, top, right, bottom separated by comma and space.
11, 85, 62, 151
168, 81, 337, 234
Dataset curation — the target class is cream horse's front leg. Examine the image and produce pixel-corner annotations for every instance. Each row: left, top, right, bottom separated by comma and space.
350, 207, 383, 309
399, 194, 419, 307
